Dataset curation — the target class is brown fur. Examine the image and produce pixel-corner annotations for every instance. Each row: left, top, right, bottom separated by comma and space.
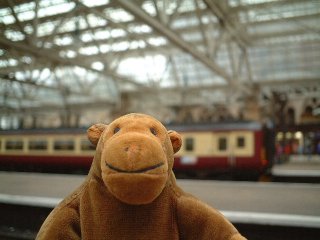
36, 113, 246, 239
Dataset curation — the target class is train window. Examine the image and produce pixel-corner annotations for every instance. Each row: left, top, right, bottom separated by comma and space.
81, 139, 95, 151
237, 137, 245, 148
29, 140, 48, 150
185, 138, 194, 151
54, 140, 74, 151
6, 140, 23, 150
218, 137, 227, 151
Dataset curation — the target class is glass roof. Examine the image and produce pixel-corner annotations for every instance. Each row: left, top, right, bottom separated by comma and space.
0, 0, 319, 122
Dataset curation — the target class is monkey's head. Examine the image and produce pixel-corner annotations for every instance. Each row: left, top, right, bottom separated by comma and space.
87, 113, 181, 205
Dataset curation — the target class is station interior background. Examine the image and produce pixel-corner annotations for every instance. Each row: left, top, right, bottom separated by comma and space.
0, 0, 319, 159
0, 1, 320, 239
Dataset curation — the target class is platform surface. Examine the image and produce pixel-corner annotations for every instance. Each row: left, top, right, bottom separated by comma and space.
1, 171, 320, 227
272, 161, 320, 177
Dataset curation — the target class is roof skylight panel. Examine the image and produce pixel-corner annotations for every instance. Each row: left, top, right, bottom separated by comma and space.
0, 7, 11, 18
54, 36, 73, 46
80, 32, 93, 43
80, 0, 110, 7
147, 37, 167, 46
105, 8, 134, 22
79, 46, 99, 55
110, 28, 126, 38
87, 14, 107, 27
237, 0, 277, 5
36, 21, 56, 37
11, 1, 35, 14
16, 9, 35, 22
4, 29, 25, 41
129, 40, 147, 50
246, 1, 320, 23
128, 24, 152, 34
57, 17, 88, 34
111, 41, 130, 52
1, 14, 15, 25
141, 1, 156, 16
38, 1, 75, 18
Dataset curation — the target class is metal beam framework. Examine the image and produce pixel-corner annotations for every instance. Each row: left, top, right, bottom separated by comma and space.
0, 0, 319, 119
0, 36, 146, 88
117, 0, 233, 83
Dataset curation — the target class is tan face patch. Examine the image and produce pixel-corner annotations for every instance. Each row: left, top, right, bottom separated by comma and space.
87, 113, 179, 205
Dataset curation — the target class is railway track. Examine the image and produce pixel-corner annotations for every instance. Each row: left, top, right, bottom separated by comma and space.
0, 203, 49, 240
1, 202, 319, 240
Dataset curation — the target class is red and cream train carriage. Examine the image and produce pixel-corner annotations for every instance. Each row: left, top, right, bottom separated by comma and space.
0, 128, 95, 172
0, 122, 274, 178
170, 122, 272, 179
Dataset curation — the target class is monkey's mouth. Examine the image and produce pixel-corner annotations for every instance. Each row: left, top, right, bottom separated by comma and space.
105, 162, 164, 174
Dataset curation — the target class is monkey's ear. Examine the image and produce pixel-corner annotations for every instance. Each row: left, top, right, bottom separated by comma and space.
87, 123, 107, 146
168, 130, 182, 153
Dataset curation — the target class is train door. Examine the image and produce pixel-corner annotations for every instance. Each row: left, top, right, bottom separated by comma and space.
213, 132, 234, 168
230, 131, 255, 168
213, 131, 254, 169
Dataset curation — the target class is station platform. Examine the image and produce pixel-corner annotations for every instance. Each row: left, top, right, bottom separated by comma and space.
272, 162, 320, 177
0, 171, 320, 229
271, 155, 320, 184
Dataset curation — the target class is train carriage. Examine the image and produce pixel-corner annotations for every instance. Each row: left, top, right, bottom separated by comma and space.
170, 122, 272, 179
0, 128, 95, 173
0, 122, 274, 179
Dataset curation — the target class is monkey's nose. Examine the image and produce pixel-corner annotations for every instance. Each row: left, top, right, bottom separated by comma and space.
124, 144, 141, 154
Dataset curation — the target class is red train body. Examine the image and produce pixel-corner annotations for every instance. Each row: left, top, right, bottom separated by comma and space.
0, 122, 274, 179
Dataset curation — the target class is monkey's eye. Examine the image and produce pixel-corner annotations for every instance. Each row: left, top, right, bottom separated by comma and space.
150, 128, 157, 136
114, 127, 120, 134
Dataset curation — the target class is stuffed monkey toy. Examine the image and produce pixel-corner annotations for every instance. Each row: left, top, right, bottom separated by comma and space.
37, 113, 246, 239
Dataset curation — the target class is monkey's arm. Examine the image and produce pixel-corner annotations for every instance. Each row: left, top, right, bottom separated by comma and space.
177, 195, 246, 240
36, 203, 80, 240
36, 187, 82, 240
